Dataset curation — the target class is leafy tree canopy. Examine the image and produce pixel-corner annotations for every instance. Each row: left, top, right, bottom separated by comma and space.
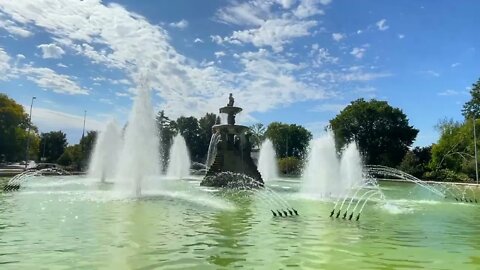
265, 122, 312, 159
462, 78, 480, 119
329, 98, 418, 167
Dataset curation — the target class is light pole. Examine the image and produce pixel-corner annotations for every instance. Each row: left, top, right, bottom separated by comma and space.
82, 110, 87, 139
24, 96, 36, 169
474, 117, 479, 184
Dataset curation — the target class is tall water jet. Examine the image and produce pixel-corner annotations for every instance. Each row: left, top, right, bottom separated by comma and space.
258, 139, 279, 181
166, 134, 191, 179
115, 85, 161, 195
88, 120, 122, 182
340, 142, 364, 190
301, 132, 341, 198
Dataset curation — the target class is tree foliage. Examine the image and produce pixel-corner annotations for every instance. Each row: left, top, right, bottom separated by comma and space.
249, 123, 266, 149
38, 131, 68, 163
329, 98, 418, 167
0, 93, 40, 162
462, 78, 480, 119
265, 122, 312, 159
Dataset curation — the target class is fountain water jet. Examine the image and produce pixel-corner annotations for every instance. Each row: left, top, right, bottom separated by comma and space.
166, 134, 191, 179
301, 132, 365, 199
258, 139, 279, 181
114, 85, 161, 195
88, 120, 122, 182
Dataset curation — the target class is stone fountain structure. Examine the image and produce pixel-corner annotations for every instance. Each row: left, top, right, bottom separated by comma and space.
201, 94, 263, 187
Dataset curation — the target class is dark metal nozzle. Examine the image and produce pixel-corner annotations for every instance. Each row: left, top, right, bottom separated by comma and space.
329, 209, 335, 217
342, 212, 347, 219
277, 210, 283, 217
348, 213, 353, 220
336, 211, 341, 218
283, 210, 288, 216
287, 209, 293, 216
355, 214, 360, 221
292, 208, 299, 215
271, 210, 277, 217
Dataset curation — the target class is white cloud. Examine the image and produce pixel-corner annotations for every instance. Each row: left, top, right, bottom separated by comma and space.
0, 48, 13, 80
228, 19, 317, 52
309, 46, 338, 66
438, 89, 466, 96
57, 63, 68, 68
376, 19, 389, 31
20, 65, 88, 95
0, 0, 390, 120
0, 16, 32, 37
423, 70, 440, 77
398, 34, 405, 39
293, 0, 325, 19
28, 106, 104, 133
311, 103, 347, 112
214, 51, 226, 58
37, 43, 65, 59
169, 19, 188, 29
194, 38, 203, 43
350, 47, 366, 59
332, 33, 345, 41
451, 62, 460, 68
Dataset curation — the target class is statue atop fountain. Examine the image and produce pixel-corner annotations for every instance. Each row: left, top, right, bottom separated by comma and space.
201, 94, 263, 188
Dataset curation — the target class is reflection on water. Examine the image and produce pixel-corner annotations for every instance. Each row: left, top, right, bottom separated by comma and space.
1, 176, 480, 269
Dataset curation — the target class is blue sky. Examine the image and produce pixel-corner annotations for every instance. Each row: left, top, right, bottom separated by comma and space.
0, 0, 478, 145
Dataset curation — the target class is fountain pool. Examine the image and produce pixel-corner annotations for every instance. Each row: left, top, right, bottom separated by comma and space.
1, 176, 479, 269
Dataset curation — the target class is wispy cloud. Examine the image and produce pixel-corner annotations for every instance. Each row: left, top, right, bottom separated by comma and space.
332, 32, 345, 41
37, 43, 65, 59
350, 47, 366, 59
376, 19, 389, 31
169, 19, 188, 29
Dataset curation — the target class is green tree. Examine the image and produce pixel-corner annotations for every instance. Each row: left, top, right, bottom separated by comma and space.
0, 93, 40, 162
462, 78, 480, 118
156, 110, 177, 168
199, 112, 217, 154
38, 131, 68, 163
398, 146, 431, 178
78, 131, 97, 170
429, 119, 474, 177
329, 98, 418, 167
265, 122, 312, 159
176, 116, 203, 162
249, 123, 266, 149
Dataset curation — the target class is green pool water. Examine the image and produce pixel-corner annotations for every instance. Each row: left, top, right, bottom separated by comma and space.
1, 176, 479, 269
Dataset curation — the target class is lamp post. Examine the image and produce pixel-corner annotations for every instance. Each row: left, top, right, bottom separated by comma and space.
24, 96, 36, 169
474, 117, 479, 184
82, 110, 87, 139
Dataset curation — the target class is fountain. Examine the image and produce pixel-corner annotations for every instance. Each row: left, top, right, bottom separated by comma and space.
201, 94, 263, 187
258, 139, 279, 181
166, 134, 191, 179
88, 119, 122, 182
114, 84, 161, 195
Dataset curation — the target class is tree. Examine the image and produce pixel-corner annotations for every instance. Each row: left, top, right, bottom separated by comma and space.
78, 131, 97, 169
198, 112, 217, 154
398, 146, 432, 178
38, 131, 68, 163
265, 122, 312, 159
176, 116, 203, 162
429, 119, 474, 177
329, 98, 418, 167
249, 123, 266, 149
0, 93, 40, 162
462, 78, 480, 118
156, 110, 177, 168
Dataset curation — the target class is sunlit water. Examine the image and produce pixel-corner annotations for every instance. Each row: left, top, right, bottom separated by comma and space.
1, 177, 480, 269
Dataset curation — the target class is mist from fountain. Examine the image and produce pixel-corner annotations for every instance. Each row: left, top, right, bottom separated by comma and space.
301, 131, 364, 199
258, 139, 279, 181
166, 134, 191, 179
88, 120, 122, 182
114, 85, 161, 195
